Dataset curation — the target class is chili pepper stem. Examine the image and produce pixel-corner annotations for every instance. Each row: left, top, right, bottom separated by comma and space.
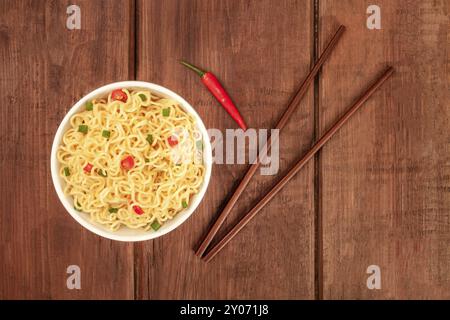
179, 60, 206, 77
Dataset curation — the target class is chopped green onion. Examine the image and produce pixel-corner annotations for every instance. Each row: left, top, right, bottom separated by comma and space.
85, 101, 94, 111
182, 201, 188, 208
146, 134, 153, 144
108, 207, 119, 213
196, 140, 203, 150
151, 221, 161, 231
97, 169, 107, 177
63, 167, 70, 176
74, 201, 82, 211
138, 93, 147, 102
162, 108, 170, 117
78, 125, 88, 134
144, 158, 149, 163
102, 130, 111, 138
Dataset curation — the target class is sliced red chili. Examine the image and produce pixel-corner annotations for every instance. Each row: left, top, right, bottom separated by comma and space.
111, 89, 127, 103
121, 155, 135, 170
133, 205, 144, 215
167, 135, 178, 147
83, 163, 93, 173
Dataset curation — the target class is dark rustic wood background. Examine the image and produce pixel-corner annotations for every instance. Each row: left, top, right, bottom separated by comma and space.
0, 0, 448, 299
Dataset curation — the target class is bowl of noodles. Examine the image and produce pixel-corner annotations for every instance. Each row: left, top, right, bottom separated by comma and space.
50, 81, 212, 241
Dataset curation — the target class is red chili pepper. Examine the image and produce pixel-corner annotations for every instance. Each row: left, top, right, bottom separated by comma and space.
180, 60, 247, 130
132, 205, 144, 215
83, 163, 93, 173
111, 89, 127, 103
121, 155, 135, 170
167, 135, 179, 147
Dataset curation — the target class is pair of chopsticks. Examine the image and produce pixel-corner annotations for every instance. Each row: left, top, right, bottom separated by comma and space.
196, 25, 394, 262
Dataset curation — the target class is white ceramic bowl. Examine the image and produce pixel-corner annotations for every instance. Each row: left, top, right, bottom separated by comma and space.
51, 81, 212, 241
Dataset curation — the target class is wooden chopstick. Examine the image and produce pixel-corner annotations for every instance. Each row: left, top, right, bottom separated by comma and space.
202, 66, 395, 262
195, 25, 346, 257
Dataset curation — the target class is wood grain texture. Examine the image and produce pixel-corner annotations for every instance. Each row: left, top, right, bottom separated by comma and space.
135, 0, 315, 299
318, 0, 450, 299
1, 0, 449, 300
0, 0, 134, 299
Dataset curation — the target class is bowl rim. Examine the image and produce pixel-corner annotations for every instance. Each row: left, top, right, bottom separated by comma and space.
50, 81, 212, 241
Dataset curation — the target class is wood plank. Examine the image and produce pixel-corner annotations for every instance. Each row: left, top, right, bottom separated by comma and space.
319, 0, 450, 298
135, 0, 315, 299
0, 0, 134, 299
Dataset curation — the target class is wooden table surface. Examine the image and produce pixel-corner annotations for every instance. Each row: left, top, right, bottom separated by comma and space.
0, 0, 448, 299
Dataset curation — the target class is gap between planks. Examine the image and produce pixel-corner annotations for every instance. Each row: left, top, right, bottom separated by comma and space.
312, 0, 324, 301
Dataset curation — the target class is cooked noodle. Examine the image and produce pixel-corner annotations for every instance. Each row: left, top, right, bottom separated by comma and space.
57, 88, 205, 231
